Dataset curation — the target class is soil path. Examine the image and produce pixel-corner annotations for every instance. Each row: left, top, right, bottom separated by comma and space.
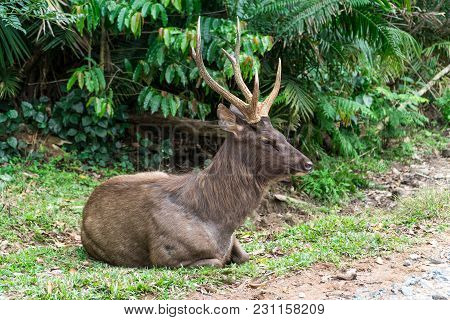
190, 149, 450, 300
189, 231, 449, 300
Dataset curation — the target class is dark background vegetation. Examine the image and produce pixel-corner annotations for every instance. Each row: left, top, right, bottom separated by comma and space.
0, 0, 449, 202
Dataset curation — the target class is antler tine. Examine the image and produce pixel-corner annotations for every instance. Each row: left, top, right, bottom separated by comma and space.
260, 59, 282, 117
249, 70, 259, 120
221, 17, 252, 102
192, 17, 247, 110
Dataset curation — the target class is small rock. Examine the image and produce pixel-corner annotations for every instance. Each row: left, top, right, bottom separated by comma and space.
392, 168, 400, 175
418, 279, 432, 289
403, 259, 412, 267
400, 286, 413, 296
410, 254, 420, 261
441, 148, 450, 158
298, 292, 306, 299
432, 293, 448, 300
333, 268, 357, 281
404, 276, 419, 286
375, 257, 384, 265
428, 258, 444, 265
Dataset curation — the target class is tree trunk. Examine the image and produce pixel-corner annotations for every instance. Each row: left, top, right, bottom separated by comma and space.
417, 63, 450, 97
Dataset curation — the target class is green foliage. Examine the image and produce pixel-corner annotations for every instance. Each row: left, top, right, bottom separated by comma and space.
293, 156, 371, 203
0, 90, 132, 167
435, 89, 450, 123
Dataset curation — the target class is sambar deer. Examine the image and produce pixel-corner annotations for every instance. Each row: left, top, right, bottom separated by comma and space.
81, 18, 313, 268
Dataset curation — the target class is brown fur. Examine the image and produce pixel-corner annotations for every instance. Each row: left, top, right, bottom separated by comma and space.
81, 112, 312, 267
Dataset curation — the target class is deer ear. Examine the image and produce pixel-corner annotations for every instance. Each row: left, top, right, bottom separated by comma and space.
217, 104, 244, 136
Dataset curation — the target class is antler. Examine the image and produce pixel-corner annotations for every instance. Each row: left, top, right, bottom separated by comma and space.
191, 17, 282, 124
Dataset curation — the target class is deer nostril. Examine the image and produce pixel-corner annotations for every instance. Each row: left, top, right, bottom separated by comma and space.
304, 161, 313, 171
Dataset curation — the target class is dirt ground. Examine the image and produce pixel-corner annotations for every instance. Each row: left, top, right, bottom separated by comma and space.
189, 231, 449, 300
189, 147, 450, 300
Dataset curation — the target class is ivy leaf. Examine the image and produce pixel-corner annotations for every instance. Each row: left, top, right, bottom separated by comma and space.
7, 137, 18, 149
95, 127, 107, 138
72, 102, 84, 113
6, 110, 18, 119
67, 128, 78, 136
21, 102, 34, 118
0, 114, 7, 123
82, 116, 92, 126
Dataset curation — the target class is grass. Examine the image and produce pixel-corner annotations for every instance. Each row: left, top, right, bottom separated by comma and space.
1, 157, 448, 299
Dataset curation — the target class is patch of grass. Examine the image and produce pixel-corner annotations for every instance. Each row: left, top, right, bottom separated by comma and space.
1, 159, 448, 299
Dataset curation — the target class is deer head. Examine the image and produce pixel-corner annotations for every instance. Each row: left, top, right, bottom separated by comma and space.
192, 17, 313, 178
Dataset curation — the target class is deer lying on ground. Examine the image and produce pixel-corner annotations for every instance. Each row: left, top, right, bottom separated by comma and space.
81, 18, 313, 268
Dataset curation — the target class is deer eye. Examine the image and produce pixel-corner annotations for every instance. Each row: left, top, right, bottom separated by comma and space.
261, 137, 279, 150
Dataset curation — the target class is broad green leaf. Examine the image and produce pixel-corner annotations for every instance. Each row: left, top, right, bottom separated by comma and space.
143, 91, 153, 110
133, 64, 143, 81
163, 28, 171, 47
94, 68, 106, 91
7, 137, 17, 149
157, 47, 165, 65
150, 4, 159, 20
89, 70, 100, 93
138, 87, 149, 105
124, 58, 133, 73
67, 72, 78, 90
142, 2, 152, 17
117, 7, 128, 31
175, 65, 187, 85
181, 33, 189, 53
84, 71, 94, 92
130, 12, 142, 37
151, 94, 162, 113
165, 65, 175, 84
160, 7, 168, 26
78, 72, 85, 89
169, 96, 178, 116
171, 0, 182, 12
161, 96, 170, 117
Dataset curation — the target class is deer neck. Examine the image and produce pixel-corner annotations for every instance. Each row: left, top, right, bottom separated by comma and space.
179, 137, 270, 231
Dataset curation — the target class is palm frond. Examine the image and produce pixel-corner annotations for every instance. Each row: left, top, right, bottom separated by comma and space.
0, 67, 21, 99
0, 22, 30, 68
